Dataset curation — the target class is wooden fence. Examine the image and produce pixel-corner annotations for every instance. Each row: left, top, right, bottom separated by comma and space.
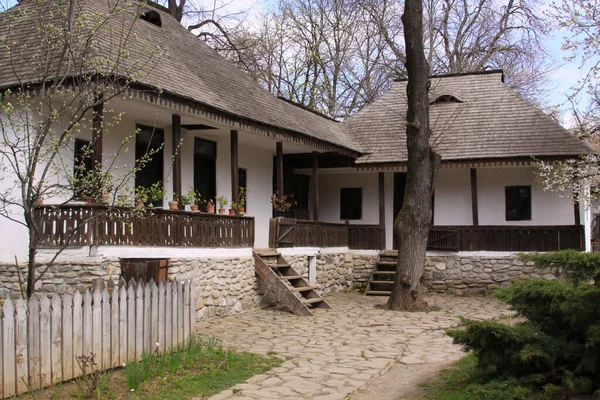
0, 279, 196, 398
427, 225, 584, 252
35, 205, 254, 248
269, 218, 385, 250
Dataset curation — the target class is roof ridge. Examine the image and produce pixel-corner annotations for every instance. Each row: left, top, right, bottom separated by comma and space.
394, 69, 504, 82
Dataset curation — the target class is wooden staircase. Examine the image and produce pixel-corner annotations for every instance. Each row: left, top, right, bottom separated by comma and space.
364, 250, 398, 296
253, 249, 331, 316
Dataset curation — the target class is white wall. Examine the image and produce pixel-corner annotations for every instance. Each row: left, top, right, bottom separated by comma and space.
318, 171, 380, 225
433, 168, 473, 225
477, 167, 574, 225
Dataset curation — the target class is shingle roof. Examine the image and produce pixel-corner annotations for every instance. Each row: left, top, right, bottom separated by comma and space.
0, 2, 591, 164
0, 0, 361, 153
345, 71, 593, 165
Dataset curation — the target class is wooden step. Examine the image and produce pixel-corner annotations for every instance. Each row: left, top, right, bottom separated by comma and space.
370, 280, 393, 285
280, 274, 303, 280
373, 271, 396, 275
302, 297, 326, 304
271, 263, 291, 268
365, 290, 391, 296
254, 249, 281, 257
377, 261, 396, 266
291, 287, 312, 292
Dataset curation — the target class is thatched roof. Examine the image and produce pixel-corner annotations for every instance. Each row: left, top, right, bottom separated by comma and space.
346, 70, 592, 165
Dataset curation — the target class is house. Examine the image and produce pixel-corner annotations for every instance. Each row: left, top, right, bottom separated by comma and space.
0, 0, 592, 309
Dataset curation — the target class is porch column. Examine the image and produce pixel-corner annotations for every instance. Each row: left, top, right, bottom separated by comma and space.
276, 142, 284, 197
470, 168, 479, 226
91, 94, 103, 169
231, 130, 239, 210
312, 151, 319, 221
378, 171, 386, 248
172, 114, 182, 205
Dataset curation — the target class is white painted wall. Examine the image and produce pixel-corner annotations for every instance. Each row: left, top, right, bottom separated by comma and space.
433, 168, 472, 225
318, 171, 380, 225
477, 167, 574, 225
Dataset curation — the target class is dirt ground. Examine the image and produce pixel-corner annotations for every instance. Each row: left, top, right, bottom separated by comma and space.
348, 358, 459, 400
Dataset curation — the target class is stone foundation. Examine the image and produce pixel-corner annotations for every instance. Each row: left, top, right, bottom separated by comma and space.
423, 254, 557, 295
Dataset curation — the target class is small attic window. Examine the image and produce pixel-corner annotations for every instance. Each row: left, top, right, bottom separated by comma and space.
140, 10, 162, 27
430, 94, 464, 105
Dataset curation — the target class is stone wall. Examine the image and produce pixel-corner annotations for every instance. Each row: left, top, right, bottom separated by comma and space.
349, 253, 379, 291
0, 259, 121, 298
423, 254, 557, 295
166, 257, 259, 320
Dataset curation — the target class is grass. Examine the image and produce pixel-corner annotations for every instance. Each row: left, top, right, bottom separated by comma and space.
419, 354, 536, 400
15, 335, 282, 400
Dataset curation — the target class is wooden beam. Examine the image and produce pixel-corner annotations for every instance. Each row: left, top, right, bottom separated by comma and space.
231, 130, 239, 209
312, 151, 319, 221
470, 168, 479, 226
574, 202, 581, 225
172, 114, 182, 205
378, 172, 386, 248
276, 142, 284, 197
91, 95, 103, 169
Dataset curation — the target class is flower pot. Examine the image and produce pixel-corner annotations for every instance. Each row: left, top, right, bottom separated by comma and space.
206, 205, 215, 214
168, 201, 179, 211
136, 201, 145, 208
229, 209, 235, 215
191, 204, 199, 212
86, 197, 94, 205
239, 207, 245, 216
218, 208, 226, 214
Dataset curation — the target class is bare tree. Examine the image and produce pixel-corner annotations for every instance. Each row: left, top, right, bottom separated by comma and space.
386, 0, 440, 311
0, 0, 163, 297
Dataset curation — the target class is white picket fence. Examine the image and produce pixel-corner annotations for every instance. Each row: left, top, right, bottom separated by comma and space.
0, 279, 196, 398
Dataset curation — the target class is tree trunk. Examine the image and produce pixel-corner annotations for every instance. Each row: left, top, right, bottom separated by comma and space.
387, 0, 440, 311
26, 235, 36, 298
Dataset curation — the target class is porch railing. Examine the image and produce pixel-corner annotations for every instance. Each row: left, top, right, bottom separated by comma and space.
269, 218, 385, 250
35, 205, 255, 248
427, 225, 584, 252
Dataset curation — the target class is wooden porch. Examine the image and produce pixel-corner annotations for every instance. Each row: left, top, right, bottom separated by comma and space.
35, 205, 255, 248
427, 225, 584, 252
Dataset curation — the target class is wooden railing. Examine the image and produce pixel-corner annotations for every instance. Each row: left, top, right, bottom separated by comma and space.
428, 225, 584, 252
348, 224, 385, 250
269, 218, 385, 250
35, 205, 255, 248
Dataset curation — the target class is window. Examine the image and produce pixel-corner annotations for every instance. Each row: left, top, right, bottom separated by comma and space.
505, 186, 531, 221
194, 137, 217, 211
238, 167, 247, 211
340, 188, 362, 220
73, 139, 93, 198
139, 10, 162, 27
135, 125, 164, 206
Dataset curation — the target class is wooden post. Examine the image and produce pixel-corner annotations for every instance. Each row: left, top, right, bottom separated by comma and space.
574, 202, 581, 225
312, 151, 319, 221
470, 168, 479, 226
276, 142, 284, 197
91, 94, 103, 169
231, 130, 239, 210
378, 171, 386, 249
172, 114, 182, 205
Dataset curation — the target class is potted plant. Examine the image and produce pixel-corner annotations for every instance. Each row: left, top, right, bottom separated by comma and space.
135, 186, 148, 207
168, 195, 179, 211
217, 196, 228, 214
205, 198, 215, 214
271, 190, 296, 217
180, 193, 192, 211
238, 187, 247, 215
148, 181, 166, 208
230, 201, 237, 215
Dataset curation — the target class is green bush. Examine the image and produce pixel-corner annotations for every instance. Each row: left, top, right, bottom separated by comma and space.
447, 250, 600, 397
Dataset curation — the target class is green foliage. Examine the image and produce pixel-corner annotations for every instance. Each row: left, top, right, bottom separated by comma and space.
447, 251, 600, 397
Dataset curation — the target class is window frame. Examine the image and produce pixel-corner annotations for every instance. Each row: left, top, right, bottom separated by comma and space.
340, 187, 363, 220
505, 185, 532, 221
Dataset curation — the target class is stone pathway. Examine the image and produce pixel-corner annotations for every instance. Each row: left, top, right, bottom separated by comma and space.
194, 292, 513, 400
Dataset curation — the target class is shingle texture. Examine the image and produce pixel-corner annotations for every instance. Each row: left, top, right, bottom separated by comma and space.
0, 1, 591, 164
0, 0, 360, 152
346, 71, 592, 164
